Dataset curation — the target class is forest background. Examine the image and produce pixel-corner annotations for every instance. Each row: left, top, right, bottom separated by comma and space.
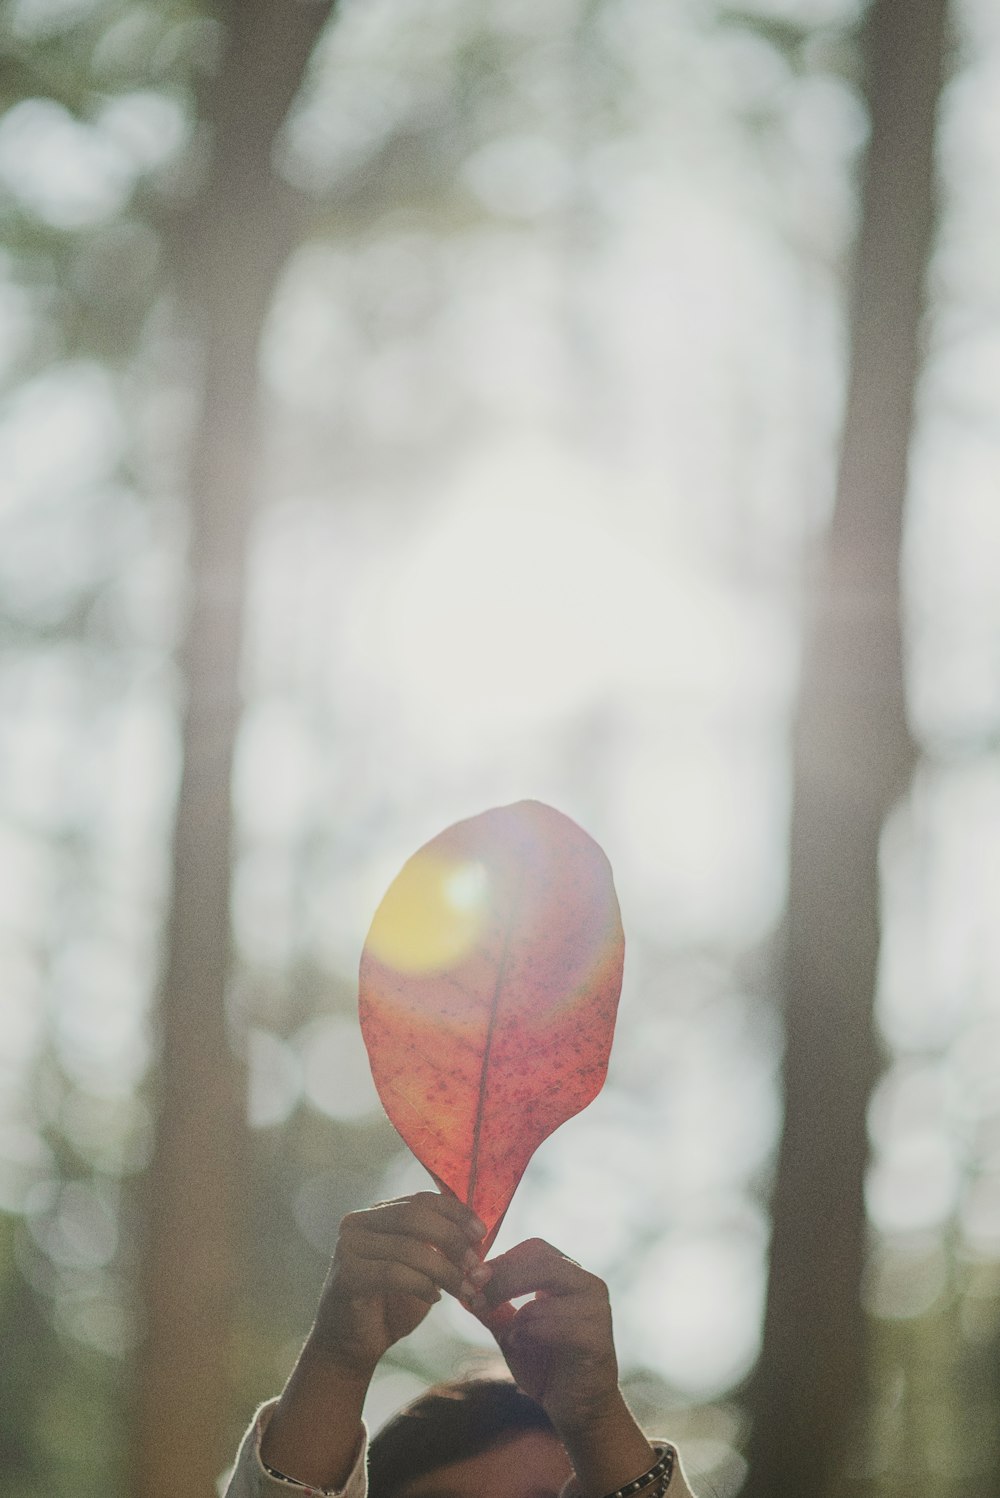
0, 0, 998, 1495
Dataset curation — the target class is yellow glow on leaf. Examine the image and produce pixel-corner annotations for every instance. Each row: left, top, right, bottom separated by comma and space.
365, 852, 489, 974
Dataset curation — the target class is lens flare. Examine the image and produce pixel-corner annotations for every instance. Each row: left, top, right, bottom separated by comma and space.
364, 852, 489, 974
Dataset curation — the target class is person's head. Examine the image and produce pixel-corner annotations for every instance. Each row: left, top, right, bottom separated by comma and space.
367, 1377, 572, 1498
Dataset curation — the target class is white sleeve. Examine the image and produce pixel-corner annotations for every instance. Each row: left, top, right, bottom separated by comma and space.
222, 1400, 369, 1498
222, 1411, 698, 1498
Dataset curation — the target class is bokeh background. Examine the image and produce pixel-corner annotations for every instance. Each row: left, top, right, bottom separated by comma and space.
1, 0, 998, 1494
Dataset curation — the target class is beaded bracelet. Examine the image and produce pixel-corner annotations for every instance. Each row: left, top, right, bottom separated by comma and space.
261, 1441, 674, 1498
261, 1457, 337, 1496
600, 1444, 675, 1498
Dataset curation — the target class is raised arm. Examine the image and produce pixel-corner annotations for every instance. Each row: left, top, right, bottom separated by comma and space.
478, 1238, 685, 1498
258, 1191, 488, 1491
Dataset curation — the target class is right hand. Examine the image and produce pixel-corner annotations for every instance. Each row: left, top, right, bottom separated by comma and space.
308, 1191, 490, 1379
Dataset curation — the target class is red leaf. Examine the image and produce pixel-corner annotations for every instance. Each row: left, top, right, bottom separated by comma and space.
359, 800, 625, 1249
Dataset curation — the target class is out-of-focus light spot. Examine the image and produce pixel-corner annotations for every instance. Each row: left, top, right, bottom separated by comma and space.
3, 705, 72, 831
293, 1167, 370, 1252
867, 1061, 951, 1153
232, 848, 296, 970
0, 1126, 53, 1214
9, 0, 96, 38
683, 1443, 748, 1498
298, 1015, 382, 1120
726, 0, 863, 24
263, 245, 361, 411
247, 1028, 302, 1129
960, 1172, 1000, 1256
443, 861, 488, 912
0, 940, 45, 1065
357, 339, 458, 444
626, 1230, 765, 1398
495, 1114, 642, 1271
960, 1285, 1000, 1347
907, 432, 1000, 741
865, 1132, 959, 1235
877, 767, 1000, 1054
235, 700, 320, 842
280, 0, 467, 192
25, 1180, 118, 1270
952, 1019, 1000, 1136
863, 1235, 949, 1320
59, 1091, 153, 1177
0, 99, 132, 228
96, 91, 189, 172
365, 853, 489, 975
56, 1292, 137, 1357
0, 275, 35, 383
611, 721, 789, 945
50, 938, 150, 1097
101, 694, 180, 871
462, 136, 572, 219
785, 71, 868, 161
0, 362, 124, 506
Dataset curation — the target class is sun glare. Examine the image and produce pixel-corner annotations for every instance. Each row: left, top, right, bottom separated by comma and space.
364, 851, 490, 974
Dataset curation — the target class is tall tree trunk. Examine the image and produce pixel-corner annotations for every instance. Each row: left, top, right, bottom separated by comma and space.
744, 2, 948, 1494
133, 5, 333, 1494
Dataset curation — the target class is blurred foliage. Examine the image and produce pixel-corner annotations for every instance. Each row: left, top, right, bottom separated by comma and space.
1, 0, 999, 1494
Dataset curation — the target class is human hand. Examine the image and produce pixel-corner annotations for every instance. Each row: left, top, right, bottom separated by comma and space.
307, 1191, 489, 1380
479, 1238, 655, 1497
479, 1237, 621, 1432
260, 1192, 488, 1490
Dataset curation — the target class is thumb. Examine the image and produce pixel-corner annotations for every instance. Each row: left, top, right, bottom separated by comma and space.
472, 1296, 515, 1339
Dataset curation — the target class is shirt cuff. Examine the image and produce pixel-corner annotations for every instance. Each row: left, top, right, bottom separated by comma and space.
252, 1400, 369, 1498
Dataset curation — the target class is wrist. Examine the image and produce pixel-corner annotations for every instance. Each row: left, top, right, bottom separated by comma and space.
301, 1327, 381, 1388
260, 1340, 373, 1490
551, 1385, 631, 1444
556, 1391, 656, 1498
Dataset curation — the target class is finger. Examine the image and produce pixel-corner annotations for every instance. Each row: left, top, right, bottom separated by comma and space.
349, 1230, 483, 1301
341, 1254, 443, 1306
387, 1191, 486, 1241
346, 1195, 485, 1261
483, 1238, 602, 1306
504, 1294, 611, 1351
470, 1296, 515, 1336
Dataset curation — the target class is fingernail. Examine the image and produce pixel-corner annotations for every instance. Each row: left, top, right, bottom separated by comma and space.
459, 1278, 476, 1301
467, 1216, 487, 1240
468, 1261, 492, 1287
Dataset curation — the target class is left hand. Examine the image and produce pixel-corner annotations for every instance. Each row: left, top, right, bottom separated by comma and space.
476, 1237, 622, 1437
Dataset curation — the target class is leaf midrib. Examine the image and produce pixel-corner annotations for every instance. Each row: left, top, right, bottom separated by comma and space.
465, 883, 519, 1208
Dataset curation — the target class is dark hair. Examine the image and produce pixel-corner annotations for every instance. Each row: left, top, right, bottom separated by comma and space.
367, 1377, 558, 1498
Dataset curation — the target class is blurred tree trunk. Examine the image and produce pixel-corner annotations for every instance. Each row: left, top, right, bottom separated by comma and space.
133, 5, 333, 1495
744, 2, 948, 1494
